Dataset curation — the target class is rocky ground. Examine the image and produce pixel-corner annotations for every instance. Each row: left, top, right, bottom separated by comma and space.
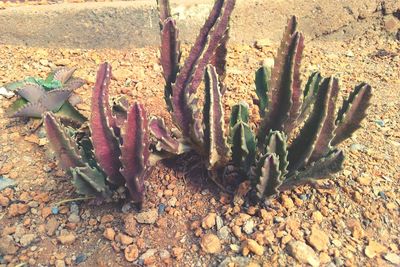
0, 9, 399, 267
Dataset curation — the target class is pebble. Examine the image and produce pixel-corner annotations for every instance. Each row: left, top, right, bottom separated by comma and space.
347, 219, 364, 239
243, 219, 255, 235
159, 249, 171, 260
19, 233, 36, 247
116, 233, 133, 245
245, 239, 264, 256
0, 194, 9, 206
68, 213, 80, 223
200, 233, 222, 254
103, 228, 115, 241
135, 209, 158, 224
216, 215, 223, 230
202, 212, 216, 229
384, 253, 400, 265
51, 206, 59, 215
281, 195, 295, 209
218, 226, 230, 240
123, 214, 137, 236
308, 226, 329, 251
0, 235, 18, 255
139, 249, 157, 264
124, 244, 139, 262
8, 203, 29, 217
46, 217, 59, 236
100, 214, 114, 224
287, 241, 320, 267
0, 176, 16, 190
365, 240, 386, 258
158, 203, 166, 214
57, 233, 76, 245
55, 259, 65, 267
168, 196, 177, 207
172, 247, 184, 259
75, 253, 86, 264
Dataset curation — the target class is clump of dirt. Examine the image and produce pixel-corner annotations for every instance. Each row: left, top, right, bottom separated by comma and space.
0, 17, 399, 267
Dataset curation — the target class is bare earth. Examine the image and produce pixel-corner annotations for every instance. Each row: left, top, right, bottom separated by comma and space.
0, 9, 399, 267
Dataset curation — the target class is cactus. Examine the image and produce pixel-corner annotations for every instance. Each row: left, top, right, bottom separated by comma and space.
230, 17, 372, 203
154, 2, 372, 202
5, 67, 86, 124
44, 63, 151, 205
154, 0, 235, 154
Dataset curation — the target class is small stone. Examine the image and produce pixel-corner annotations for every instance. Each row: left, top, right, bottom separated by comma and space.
46, 217, 59, 236
57, 233, 76, 245
55, 259, 66, 267
356, 176, 372, 186
0, 235, 18, 255
246, 239, 264, 256
202, 212, 216, 229
347, 219, 364, 239
243, 219, 254, 235
113, 69, 133, 81
8, 203, 29, 217
39, 59, 49, 66
308, 226, 329, 251
103, 228, 116, 241
139, 249, 157, 264
168, 196, 177, 207
287, 241, 320, 267
100, 214, 114, 224
0, 194, 9, 206
311, 211, 323, 223
218, 226, 230, 240
281, 195, 294, 209
68, 213, 80, 223
172, 247, 184, 259
116, 233, 134, 245
135, 209, 158, 224
54, 58, 71, 66
159, 249, 171, 260
123, 214, 137, 236
200, 233, 222, 254
384, 253, 400, 265
365, 240, 386, 258
124, 244, 139, 262
19, 233, 36, 247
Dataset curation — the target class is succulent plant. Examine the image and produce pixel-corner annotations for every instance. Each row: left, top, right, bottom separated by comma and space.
44, 63, 152, 205
5, 67, 86, 124
153, 2, 372, 203
151, 0, 234, 169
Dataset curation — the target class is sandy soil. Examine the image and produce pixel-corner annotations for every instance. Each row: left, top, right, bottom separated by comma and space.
0, 11, 399, 267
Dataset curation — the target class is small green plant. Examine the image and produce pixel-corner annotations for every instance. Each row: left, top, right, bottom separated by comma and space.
44, 63, 151, 205
152, 1, 372, 203
5, 67, 86, 124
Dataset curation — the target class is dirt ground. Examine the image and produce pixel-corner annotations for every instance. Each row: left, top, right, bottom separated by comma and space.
0, 3, 399, 267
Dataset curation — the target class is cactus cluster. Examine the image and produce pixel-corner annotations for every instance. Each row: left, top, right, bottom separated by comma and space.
44, 63, 151, 205
5, 67, 86, 124
152, 1, 372, 203
40, 0, 372, 207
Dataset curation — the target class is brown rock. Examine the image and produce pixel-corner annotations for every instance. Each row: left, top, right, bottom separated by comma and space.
308, 226, 329, 251
246, 239, 264, 256
311, 211, 324, 223
8, 203, 29, 217
172, 247, 184, 259
0, 235, 18, 255
356, 176, 372, 186
202, 213, 216, 229
0, 194, 9, 207
347, 219, 364, 239
116, 233, 134, 245
123, 214, 137, 236
41, 207, 52, 219
287, 241, 320, 267
365, 240, 386, 258
46, 217, 59, 236
124, 244, 139, 262
100, 214, 114, 224
57, 233, 76, 245
200, 233, 222, 254
135, 209, 158, 224
103, 228, 116, 241
281, 195, 294, 210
